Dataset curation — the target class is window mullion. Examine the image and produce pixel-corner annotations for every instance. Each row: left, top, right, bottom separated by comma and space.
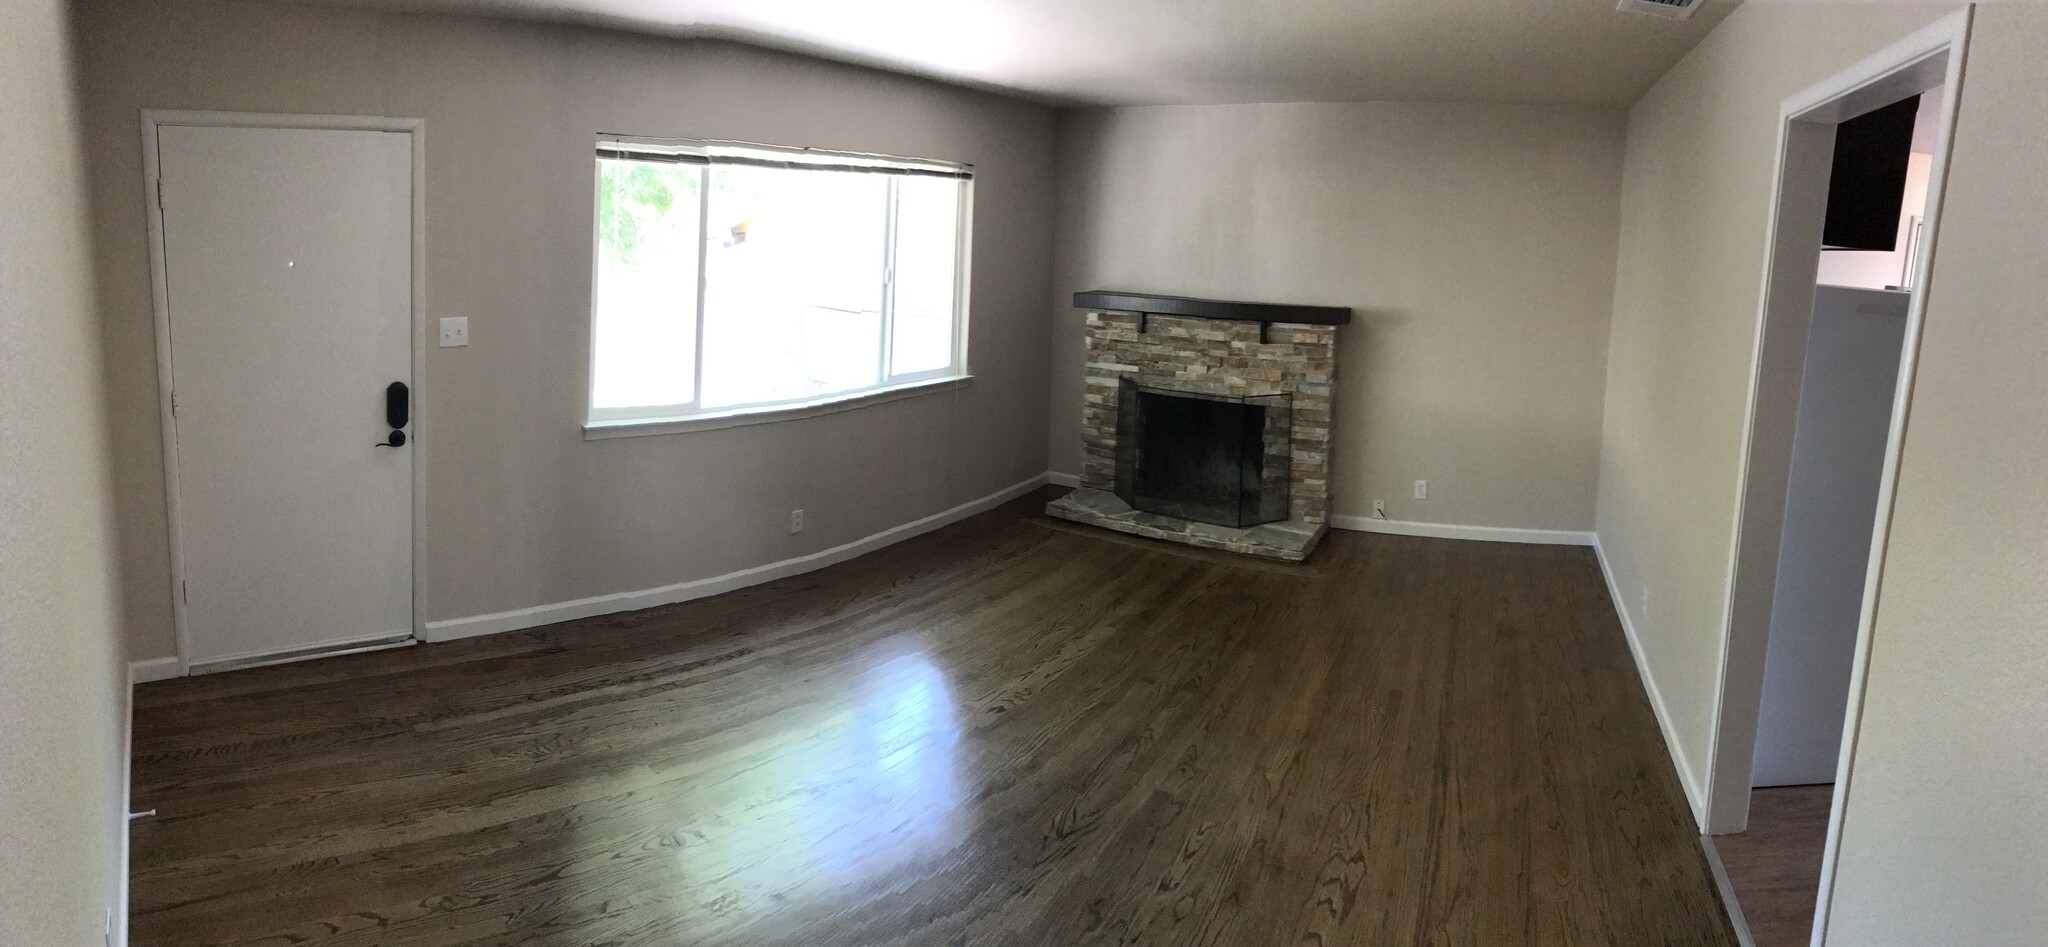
692, 164, 711, 409
879, 176, 900, 384
953, 178, 970, 376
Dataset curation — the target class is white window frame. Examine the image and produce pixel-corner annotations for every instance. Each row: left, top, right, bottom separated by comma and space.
585, 136, 974, 438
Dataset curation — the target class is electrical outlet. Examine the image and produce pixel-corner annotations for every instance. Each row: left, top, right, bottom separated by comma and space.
1373, 499, 1386, 519
789, 509, 804, 534
438, 317, 469, 348
1414, 480, 1428, 500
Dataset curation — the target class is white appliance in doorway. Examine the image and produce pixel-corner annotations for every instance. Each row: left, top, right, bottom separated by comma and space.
145, 114, 424, 671
1751, 285, 1909, 787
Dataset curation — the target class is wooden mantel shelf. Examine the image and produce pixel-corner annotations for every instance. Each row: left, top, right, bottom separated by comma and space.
1072, 290, 1352, 326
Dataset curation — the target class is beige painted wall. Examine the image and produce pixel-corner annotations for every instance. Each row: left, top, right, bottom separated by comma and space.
1596, 0, 1946, 820
1048, 102, 1624, 531
1825, 5, 2048, 942
0, 0, 129, 941
73, 0, 1057, 661
1597, 1, 2048, 942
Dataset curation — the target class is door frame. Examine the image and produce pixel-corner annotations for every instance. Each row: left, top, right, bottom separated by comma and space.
1700, 6, 1971, 944
141, 110, 428, 674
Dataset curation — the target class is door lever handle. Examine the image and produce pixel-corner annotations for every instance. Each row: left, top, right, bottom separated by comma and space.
376, 431, 407, 448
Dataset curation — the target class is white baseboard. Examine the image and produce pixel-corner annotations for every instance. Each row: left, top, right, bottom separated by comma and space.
1046, 471, 1081, 488
423, 472, 1053, 643
128, 656, 184, 683
1330, 515, 1595, 546
1593, 535, 1708, 827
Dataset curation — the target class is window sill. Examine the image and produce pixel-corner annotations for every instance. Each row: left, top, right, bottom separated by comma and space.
583, 374, 972, 441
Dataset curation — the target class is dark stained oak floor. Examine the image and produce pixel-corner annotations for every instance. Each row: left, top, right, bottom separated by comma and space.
1715, 785, 1833, 947
130, 488, 1737, 946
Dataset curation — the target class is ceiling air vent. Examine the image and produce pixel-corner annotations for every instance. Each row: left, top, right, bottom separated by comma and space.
1617, 0, 1702, 20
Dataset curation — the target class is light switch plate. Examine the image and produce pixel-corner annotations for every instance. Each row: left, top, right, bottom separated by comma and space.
439, 317, 469, 348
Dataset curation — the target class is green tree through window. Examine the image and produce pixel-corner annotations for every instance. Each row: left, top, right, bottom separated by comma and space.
597, 160, 698, 264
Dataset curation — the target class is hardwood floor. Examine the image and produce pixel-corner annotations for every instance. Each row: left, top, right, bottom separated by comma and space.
129, 488, 1736, 946
1715, 785, 1834, 947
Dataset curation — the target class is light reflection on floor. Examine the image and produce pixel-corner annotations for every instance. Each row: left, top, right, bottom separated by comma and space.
675, 647, 964, 913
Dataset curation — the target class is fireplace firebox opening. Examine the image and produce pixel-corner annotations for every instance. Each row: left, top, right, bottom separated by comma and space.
1113, 377, 1291, 529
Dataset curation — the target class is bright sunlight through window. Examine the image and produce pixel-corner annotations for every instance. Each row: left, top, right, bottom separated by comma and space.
590, 139, 971, 428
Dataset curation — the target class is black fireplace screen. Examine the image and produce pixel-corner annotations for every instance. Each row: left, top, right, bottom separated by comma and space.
1113, 377, 1291, 529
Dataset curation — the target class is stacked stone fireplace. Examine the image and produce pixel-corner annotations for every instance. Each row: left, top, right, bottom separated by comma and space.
1047, 291, 1346, 562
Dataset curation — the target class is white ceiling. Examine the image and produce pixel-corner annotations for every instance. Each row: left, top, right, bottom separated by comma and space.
283, 0, 1742, 107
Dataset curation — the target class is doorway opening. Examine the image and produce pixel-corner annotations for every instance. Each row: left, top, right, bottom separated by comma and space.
1700, 11, 1969, 947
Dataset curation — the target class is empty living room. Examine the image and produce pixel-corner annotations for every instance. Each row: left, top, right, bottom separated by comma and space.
6, 0, 2046, 944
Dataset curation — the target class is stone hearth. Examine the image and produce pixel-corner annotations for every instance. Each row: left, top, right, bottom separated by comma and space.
1048, 487, 1324, 561
1048, 297, 1342, 562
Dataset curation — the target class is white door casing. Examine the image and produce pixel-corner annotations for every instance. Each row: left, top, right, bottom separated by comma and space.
152, 119, 418, 668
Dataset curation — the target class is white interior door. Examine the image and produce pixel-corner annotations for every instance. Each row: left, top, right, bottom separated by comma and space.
157, 122, 415, 667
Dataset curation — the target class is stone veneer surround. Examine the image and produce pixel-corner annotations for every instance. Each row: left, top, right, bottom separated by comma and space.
1050, 309, 1338, 561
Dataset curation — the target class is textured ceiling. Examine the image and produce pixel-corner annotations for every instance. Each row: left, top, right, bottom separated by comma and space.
273, 0, 1742, 107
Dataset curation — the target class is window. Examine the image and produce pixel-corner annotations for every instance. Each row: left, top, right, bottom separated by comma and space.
589, 139, 971, 428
